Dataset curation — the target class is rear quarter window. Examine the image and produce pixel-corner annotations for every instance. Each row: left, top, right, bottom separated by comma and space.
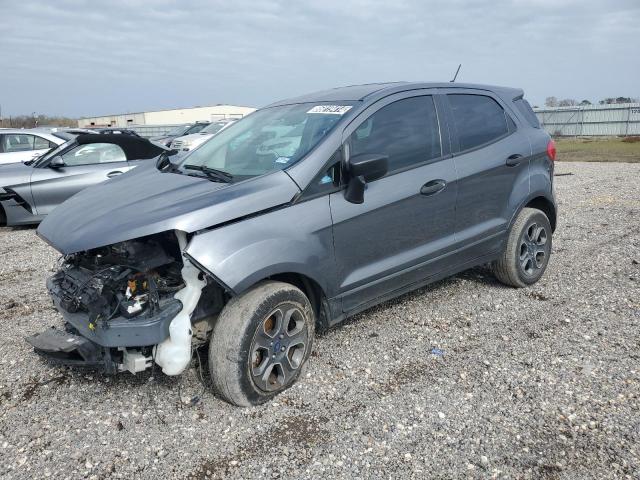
448, 94, 509, 151
514, 98, 541, 128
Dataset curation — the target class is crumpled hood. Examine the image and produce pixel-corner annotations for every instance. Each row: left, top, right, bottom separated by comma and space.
0, 162, 32, 190
37, 163, 300, 254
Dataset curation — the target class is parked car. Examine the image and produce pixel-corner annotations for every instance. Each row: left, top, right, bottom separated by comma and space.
0, 129, 67, 165
31, 82, 557, 406
169, 119, 236, 151
151, 122, 210, 146
0, 133, 165, 226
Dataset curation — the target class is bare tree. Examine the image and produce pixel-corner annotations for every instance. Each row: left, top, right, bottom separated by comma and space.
558, 99, 577, 107
545, 96, 558, 107
0, 114, 77, 129
579, 99, 591, 106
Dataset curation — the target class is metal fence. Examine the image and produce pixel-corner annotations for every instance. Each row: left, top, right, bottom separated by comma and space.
534, 103, 640, 137
127, 124, 181, 138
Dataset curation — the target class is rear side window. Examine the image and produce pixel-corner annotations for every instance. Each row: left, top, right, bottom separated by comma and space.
349, 96, 441, 173
448, 94, 509, 151
514, 98, 540, 128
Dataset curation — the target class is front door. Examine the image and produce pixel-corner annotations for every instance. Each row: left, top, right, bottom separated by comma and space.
329, 94, 458, 313
30, 142, 132, 216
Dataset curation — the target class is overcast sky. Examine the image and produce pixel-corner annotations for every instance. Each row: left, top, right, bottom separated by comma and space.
1, 0, 638, 117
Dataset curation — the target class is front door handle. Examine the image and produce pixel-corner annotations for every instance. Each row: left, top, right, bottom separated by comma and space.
107, 171, 123, 178
420, 179, 446, 196
506, 154, 524, 167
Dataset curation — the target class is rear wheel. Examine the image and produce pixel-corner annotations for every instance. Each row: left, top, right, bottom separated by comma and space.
208, 281, 315, 406
492, 208, 552, 287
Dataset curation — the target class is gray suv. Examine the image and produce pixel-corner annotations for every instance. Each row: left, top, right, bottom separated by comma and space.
30, 82, 557, 406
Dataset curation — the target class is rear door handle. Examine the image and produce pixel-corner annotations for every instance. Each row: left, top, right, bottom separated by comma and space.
420, 179, 446, 196
506, 154, 524, 167
107, 171, 123, 178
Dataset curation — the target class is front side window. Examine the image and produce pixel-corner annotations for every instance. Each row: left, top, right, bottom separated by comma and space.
348, 96, 441, 173
2, 134, 35, 152
61, 143, 126, 166
181, 103, 353, 179
448, 94, 509, 151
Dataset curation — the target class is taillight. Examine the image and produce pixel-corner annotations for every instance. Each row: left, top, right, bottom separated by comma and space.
546, 139, 556, 161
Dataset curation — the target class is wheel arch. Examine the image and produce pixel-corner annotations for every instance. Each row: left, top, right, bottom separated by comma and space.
0, 203, 6, 226
510, 193, 557, 233
242, 271, 330, 331
524, 196, 557, 231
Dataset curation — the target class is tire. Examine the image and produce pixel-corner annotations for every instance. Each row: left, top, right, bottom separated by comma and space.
492, 208, 552, 288
208, 281, 315, 406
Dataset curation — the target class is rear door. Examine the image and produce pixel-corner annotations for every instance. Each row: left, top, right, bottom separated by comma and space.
441, 89, 531, 259
30, 142, 133, 215
329, 92, 458, 312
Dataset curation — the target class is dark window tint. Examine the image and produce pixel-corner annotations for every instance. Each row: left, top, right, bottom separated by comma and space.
448, 94, 509, 150
514, 98, 540, 128
349, 96, 441, 172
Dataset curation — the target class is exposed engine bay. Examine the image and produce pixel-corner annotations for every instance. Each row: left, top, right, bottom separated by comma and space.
27, 231, 226, 375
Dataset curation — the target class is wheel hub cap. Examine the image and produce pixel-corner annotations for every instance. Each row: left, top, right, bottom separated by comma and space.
249, 304, 308, 392
519, 222, 548, 276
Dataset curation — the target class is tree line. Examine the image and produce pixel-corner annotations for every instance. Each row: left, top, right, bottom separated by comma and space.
543, 96, 639, 108
0, 114, 77, 129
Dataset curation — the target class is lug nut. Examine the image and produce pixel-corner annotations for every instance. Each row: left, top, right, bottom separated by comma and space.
280, 346, 286, 352
279, 334, 284, 339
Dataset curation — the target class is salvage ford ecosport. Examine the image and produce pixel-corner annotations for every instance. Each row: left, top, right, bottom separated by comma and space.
30, 82, 557, 406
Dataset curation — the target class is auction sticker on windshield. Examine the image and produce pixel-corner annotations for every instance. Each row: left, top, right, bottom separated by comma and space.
307, 105, 352, 115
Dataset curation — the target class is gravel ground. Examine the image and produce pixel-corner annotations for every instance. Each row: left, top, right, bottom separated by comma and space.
0, 161, 638, 479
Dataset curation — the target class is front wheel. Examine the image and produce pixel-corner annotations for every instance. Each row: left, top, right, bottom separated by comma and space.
208, 281, 315, 406
492, 208, 553, 288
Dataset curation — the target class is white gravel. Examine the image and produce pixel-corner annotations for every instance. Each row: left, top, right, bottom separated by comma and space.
0, 161, 639, 479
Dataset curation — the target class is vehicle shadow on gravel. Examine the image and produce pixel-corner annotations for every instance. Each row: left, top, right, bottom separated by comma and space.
318, 265, 501, 336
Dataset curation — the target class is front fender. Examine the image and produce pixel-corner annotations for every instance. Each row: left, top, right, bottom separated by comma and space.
185, 196, 336, 297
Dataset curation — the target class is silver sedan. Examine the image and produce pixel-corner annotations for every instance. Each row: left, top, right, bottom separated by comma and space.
0, 133, 166, 226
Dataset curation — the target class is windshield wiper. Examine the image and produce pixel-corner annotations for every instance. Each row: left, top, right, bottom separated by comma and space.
183, 164, 233, 183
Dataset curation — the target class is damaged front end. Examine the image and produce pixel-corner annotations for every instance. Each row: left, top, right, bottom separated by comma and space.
27, 231, 225, 375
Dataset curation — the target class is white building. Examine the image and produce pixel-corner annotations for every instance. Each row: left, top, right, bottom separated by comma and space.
78, 104, 256, 128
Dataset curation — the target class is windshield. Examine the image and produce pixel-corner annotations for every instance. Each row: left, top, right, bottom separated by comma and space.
201, 122, 229, 134
33, 139, 74, 167
185, 123, 208, 135
180, 103, 353, 179
166, 125, 190, 136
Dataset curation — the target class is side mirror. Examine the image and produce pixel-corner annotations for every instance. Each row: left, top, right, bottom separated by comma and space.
344, 153, 388, 204
49, 156, 65, 168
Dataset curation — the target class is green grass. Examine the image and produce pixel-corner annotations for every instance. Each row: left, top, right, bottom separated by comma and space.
555, 137, 640, 163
